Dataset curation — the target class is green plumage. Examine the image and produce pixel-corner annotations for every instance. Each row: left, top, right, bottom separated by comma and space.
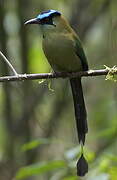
42, 16, 88, 144
74, 36, 88, 71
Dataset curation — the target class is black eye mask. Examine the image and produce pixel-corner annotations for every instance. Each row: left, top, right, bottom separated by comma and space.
40, 17, 54, 25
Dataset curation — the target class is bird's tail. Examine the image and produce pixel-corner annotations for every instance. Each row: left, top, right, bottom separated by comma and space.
70, 77, 88, 176
70, 77, 88, 145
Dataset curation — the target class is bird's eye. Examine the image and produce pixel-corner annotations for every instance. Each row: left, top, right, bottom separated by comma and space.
41, 17, 53, 25
45, 17, 50, 22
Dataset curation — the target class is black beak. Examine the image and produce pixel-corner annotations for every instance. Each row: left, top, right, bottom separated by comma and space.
24, 18, 40, 25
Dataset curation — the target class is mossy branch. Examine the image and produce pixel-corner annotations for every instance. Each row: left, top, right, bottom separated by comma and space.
0, 67, 116, 82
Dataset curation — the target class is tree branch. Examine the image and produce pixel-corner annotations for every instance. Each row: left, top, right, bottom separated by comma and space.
0, 51, 18, 76
0, 68, 116, 82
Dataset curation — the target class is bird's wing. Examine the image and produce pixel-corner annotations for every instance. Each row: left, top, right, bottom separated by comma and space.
74, 36, 88, 71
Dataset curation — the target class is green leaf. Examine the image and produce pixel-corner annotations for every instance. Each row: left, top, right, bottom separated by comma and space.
63, 175, 78, 180
15, 160, 66, 179
109, 167, 117, 180
95, 127, 116, 139
99, 158, 110, 172
86, 150, 95, 162
21, 138, 50, 152
108, 154, 117, 162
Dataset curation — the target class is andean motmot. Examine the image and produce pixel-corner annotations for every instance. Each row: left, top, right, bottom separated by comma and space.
25, 10, 88, 176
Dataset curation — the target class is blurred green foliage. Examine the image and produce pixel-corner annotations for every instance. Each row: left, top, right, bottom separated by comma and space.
16, 160, 67, 179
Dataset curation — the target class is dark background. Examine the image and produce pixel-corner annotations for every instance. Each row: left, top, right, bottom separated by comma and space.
0, 0, 117, 179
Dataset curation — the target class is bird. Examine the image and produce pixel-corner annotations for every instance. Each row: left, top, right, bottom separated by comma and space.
25, 10, 88, 176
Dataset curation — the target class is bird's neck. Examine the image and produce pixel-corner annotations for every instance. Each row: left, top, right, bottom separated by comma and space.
41, 16, 75, 39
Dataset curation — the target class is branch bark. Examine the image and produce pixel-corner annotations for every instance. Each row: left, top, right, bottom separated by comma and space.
0, 51, 18, 75
0, 68, 116, 82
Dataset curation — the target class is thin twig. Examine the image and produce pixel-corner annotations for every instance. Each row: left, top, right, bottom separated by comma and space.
0, 68, 116, 82
0, 51, 18, 76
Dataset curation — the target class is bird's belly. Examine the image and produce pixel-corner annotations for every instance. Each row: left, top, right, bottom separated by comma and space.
43, 37, 82, 72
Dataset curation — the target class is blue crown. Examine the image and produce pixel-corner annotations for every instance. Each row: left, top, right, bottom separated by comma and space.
37, 10, 61, 19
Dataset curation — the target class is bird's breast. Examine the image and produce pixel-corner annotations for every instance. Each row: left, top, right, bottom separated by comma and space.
42, 33, 82, 72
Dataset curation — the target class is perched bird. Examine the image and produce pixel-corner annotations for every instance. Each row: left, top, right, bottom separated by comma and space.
25, 10, 88, 176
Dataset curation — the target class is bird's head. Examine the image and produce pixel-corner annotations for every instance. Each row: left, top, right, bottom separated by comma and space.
25, 10, 61, 27
25, 10, 71, 35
